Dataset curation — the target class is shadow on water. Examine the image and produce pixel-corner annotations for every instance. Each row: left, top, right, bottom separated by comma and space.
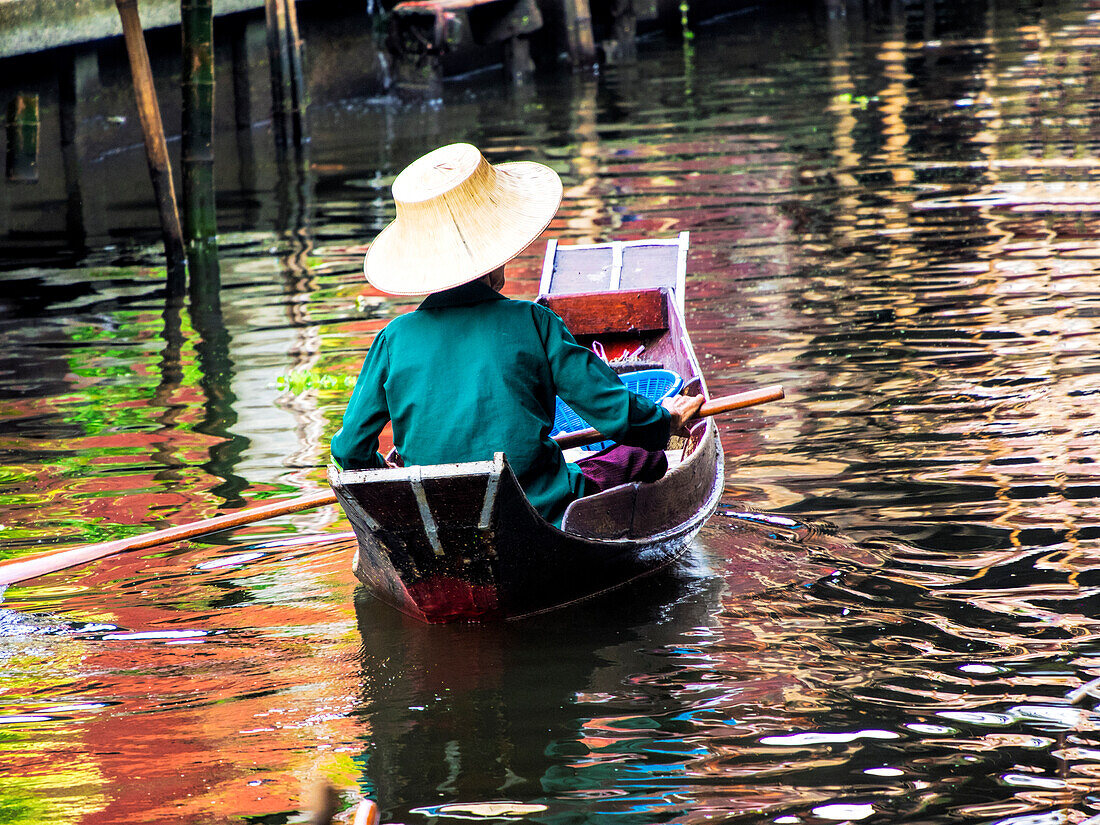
188, 249, 251, 507
351, 556, 730, 819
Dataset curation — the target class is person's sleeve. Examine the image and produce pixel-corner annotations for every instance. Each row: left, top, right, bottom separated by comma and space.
331, 332, 390, 470
536, 305, 672, 451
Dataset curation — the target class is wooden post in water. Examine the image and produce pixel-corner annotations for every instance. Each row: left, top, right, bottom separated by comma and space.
564, 0, 597, 67
264, 0, 305, 149
264, 0, 290, 147
6, 94, 39, 182
231, 21, 256, 134
604, 0, 638, 63
59, 51, 108, 258
60, 56, 89, 256
181, 0, 219, 278
282, 0, 306, 145
231, 20, 262, 226
115, 0, 187, 286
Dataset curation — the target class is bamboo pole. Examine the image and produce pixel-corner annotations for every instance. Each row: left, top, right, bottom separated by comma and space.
115, 0, 187, 282
181, 0, 218, 261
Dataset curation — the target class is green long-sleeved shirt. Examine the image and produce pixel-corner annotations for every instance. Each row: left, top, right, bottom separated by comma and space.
330, 280, 672, 527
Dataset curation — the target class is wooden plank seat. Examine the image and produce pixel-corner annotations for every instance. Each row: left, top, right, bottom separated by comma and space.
538, 288, 669, 338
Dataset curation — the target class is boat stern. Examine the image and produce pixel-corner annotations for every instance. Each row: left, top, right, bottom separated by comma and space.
329, 458, 509, 623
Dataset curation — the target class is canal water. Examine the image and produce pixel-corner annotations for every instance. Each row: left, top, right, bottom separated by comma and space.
2, 1, 1099, 823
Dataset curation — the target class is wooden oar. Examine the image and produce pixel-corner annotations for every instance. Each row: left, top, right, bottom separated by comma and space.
0, 385, 783, 587
0, 490, 338, 587
553, 384, 785, 450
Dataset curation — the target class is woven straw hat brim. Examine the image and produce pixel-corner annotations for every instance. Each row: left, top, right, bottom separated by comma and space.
364, 159, 563, 296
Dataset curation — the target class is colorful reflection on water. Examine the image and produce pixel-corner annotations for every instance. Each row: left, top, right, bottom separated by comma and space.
2, 0, 1099, 822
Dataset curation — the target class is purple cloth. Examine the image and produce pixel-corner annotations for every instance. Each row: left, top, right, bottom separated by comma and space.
575, 444, 669, 495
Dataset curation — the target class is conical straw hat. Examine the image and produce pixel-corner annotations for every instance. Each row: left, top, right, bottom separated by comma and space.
364, 143, 563, 295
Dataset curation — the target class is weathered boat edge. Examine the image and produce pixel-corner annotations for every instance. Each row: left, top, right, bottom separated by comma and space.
508, 428, 725, 620
330, 419, 723, 623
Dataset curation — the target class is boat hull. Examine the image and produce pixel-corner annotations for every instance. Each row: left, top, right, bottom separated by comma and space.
331, 420, 722, 623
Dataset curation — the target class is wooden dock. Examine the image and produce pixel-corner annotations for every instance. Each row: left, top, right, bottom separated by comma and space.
0, 0, 264, 59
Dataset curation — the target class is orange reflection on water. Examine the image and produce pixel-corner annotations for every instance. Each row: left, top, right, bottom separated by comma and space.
5, 536, 364, 823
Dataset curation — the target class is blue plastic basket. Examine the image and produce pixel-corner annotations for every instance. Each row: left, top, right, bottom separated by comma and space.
551, 368, 685, 452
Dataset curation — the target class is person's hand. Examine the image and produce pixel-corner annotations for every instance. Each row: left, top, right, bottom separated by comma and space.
661, 394, 705, 434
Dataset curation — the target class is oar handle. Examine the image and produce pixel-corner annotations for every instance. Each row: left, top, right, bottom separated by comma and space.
553, 384, 784, 451
699, 384, 785, 417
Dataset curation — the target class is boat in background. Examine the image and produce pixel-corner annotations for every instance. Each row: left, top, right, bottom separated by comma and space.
330, 232, 724, 622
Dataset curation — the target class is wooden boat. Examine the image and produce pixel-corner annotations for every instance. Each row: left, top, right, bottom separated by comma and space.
329, 232, 723, 623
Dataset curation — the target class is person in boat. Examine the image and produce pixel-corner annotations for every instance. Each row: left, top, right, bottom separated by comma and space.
330, 142, 703, 528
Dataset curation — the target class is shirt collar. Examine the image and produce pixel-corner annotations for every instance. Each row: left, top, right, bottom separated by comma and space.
418, 279, 508, 310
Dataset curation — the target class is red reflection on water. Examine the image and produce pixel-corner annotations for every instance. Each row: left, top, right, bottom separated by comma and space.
7, 536, 364, 823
